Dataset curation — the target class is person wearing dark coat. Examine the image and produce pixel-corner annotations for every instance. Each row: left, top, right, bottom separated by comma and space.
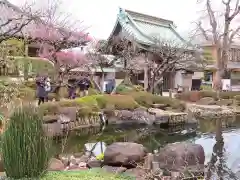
36, 77, 47, 105
67, 79, 77, 99
83, 78, 91, 96
77, 78, 85, 97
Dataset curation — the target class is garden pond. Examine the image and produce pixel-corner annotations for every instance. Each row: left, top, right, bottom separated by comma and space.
54, 120, 240, 178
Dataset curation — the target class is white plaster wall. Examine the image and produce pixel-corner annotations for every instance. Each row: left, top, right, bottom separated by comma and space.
182, 74, 193, 91
105, 72, 115, 80
174, 71, 183, 88
192, 72, 204, 79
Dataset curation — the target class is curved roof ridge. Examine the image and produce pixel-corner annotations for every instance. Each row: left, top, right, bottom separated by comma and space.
169, 25, 193, 47
124, 9, 174, 25
121, 8, 155, 43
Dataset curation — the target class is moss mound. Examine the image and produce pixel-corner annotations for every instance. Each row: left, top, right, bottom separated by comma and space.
41, 170, 134, 180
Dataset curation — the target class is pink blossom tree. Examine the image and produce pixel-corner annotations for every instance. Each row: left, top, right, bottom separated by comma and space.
25, 0, 93, 95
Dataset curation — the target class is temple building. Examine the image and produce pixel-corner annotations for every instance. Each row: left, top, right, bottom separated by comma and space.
107, 8, 200, 91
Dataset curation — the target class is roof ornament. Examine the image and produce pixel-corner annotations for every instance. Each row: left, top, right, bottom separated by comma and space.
118, 7, 129, 23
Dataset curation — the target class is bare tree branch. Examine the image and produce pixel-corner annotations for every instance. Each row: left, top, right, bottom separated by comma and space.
0, 2, 40, 43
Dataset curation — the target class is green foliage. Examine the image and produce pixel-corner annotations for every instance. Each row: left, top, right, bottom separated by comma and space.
40, 90, 185, 118
75, 96, 100, 111
200, 84, 213, 91
0, 80, 20, 104
14, 57, 54, 77
96, 153, 104, 160
125, 91, 154, 108
94, 95, 140, 110
24, 80, 37, 89
41, 169, 134, 180
2, 38, 24, 56
121, 91, 185, 111
39, 101, 60, 115
88, 88, 100, 95
18, 87, 36, 100
40, 94, 140, 118
2, 105, 51, 179
116, 84, 143, 94
176, 91, 240, 102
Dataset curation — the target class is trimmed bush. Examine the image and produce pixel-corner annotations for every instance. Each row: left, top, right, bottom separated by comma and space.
176, 91, 240, 102
153, 95, 186, 111
40, 94, 140, 117
125, 91, 154, 108
116, 84, 143, 94
98, 95, 140, 110
40, 91, 185, 118
2, 105, 51, 179
121, 91, 185, 111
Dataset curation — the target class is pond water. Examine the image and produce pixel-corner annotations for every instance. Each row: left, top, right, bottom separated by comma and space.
54, 120, 240, 179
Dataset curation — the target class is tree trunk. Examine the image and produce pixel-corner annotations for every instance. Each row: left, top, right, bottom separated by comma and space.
23, 61, 29, 80
150, 73, 156, 94
23, 42, 29, 81
144, 66, 148, 91
123, 71, 131, 85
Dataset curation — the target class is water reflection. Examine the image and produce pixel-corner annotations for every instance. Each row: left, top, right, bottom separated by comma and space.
196, 128, 240, 179
54, 120, 240, 179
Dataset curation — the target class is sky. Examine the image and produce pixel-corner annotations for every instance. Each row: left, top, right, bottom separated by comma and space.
8, 0, 200, 40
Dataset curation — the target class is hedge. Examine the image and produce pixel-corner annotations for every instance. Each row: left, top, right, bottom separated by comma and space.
116, 84, 144, 94
40, 90, 186, 117
39, 94, 140, 116
175, 90, 240, 102
119, 91, 185, 111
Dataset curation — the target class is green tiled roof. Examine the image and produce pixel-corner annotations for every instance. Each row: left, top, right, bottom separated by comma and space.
114, 8, 191, 48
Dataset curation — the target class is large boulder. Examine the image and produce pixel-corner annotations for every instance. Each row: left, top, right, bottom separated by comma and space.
102, 165, 127, 174
111, 109, 155, 125
125, 167, 147, 180
155, 142, 205, 171
188, 104, 234, 119
215, 99, 233, 106
48, 158, 65, 171
104, 142, 147, 167
132, 108, 155, 125
148, 108, 169, 124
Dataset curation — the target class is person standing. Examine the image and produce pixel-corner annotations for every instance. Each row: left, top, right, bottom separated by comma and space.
83, 77, 91, 96
36, 76, 46, 105
77, 78, 85, 97
44, 77, 51, 102
67, 79, 77, 99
